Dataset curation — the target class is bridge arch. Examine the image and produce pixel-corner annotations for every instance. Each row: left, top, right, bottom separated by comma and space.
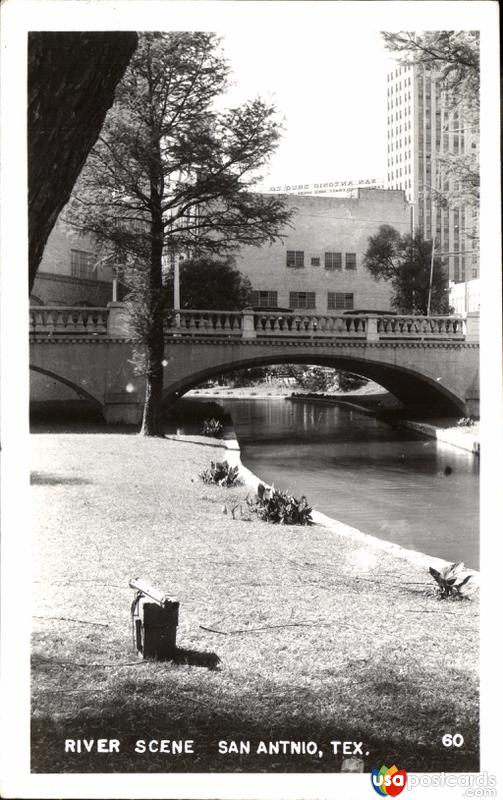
162, 352, 466, 416
30, 365, 104, 413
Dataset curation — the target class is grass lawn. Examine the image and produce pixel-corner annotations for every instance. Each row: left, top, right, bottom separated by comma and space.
30, 433, 479, 773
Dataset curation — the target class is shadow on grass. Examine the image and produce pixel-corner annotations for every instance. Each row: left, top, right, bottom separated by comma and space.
31, 658, 479, 774
30, 472, 93, 486
172, 648, 221, 670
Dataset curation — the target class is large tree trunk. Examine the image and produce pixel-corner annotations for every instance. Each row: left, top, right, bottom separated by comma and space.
140, 333, 165, 436
140, 204, 166, 437
28, 32, 137, 292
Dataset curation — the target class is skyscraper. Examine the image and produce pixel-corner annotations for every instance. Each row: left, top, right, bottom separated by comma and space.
385, 62, 479, 284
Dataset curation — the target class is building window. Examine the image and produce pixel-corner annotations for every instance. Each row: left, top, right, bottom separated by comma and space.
71, 249, 95, 280
311, 257, 320, 267
286, 250, 304, 268
290, 291, 316, 309
327, 292, 354, 311
345, 253, 357, 270
324, 252, 342, 271
249, 290, 278, 308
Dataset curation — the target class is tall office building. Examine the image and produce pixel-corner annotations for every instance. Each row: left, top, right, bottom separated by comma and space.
385, 63, 479, 284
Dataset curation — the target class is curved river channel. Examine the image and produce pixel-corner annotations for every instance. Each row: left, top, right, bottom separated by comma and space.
217, 398, 479, 570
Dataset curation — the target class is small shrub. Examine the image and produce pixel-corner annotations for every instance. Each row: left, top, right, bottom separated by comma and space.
248, 484, 313, 525
200, 460, 242, 487
429, 562, 474, 599
202, 418, 224, 438
456, 416, 476, 427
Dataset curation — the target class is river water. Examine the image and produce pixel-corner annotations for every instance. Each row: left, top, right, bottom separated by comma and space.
218, 398, 479, 569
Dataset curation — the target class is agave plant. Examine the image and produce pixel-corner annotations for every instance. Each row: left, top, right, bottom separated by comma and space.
248, 486, 313, 525
201, 418, 224, 438
429, 562, 473, 599
199, 460, 242, 487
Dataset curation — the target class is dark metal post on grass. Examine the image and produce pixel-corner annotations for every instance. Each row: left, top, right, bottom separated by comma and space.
130, 577, 179, 660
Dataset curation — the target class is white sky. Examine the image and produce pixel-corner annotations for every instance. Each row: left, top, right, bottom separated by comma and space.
217, 26, 396, 188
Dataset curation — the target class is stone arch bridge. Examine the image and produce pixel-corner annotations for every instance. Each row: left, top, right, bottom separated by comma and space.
30, 304, 480, 423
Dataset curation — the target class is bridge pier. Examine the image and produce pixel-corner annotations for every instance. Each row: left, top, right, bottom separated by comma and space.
103, 391, 143, 425
464, 389, 480, 418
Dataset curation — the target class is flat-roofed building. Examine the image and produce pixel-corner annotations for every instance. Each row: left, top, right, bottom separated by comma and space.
235, 189, 411, 313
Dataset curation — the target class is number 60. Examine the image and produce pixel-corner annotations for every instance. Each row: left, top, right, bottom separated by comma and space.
442, 733, 464, 747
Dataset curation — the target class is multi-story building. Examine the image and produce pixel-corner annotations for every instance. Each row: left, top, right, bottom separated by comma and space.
385, 63, 479, 284
32, 190, 411, 315
235, 189, 411, 312
30, 220, 115, 306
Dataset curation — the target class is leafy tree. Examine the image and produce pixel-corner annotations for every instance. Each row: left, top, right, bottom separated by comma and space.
364, 225, 451, 315
382, 31, 479, 210
289, 366, 367, 393
65, 32, 292, 436
381, 31, 479, 101
166, 257, 252, 310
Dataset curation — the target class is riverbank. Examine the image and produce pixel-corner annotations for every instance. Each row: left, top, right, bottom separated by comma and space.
398, 419, 480, 455
185, 380, 390, 402
185, 385, 480, 455
226, 436, 476, 575
30, 433, 479, 774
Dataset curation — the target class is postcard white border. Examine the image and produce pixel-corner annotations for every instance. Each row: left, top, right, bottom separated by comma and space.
1, 2, 501, 798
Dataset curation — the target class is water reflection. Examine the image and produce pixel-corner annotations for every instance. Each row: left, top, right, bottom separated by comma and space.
219, 399, 479, 569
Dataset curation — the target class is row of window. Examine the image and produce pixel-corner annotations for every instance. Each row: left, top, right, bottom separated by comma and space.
250, 290, 354, 311
387, 94, 412, 110
388, 142, 412, 155
388, 151, 412, 164
286, 251, 357, 270
389, 131, 412, 145
387, 70, 412, 83
388, 118, 412, 132
388, 172, 412, 185
387, 86, 412, 100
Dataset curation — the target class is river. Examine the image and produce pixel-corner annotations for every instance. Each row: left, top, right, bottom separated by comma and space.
218, 398, 479, 569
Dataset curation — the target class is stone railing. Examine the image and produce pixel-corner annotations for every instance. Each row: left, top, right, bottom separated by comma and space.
250, 310, 367, 337
166, 309, 469, 341
29, 306, 109, 335
166, 309, 243, 336
375, 314, 465, 339
30, 304, 477, 343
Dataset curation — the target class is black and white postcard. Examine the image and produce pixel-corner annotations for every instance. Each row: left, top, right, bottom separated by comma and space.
1, 2, 501, 799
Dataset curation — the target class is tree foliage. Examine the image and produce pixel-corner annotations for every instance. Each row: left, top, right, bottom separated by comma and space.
166, 257, 252, 310
364, 225, 451, 315
65, 32, 292, 435
382, 31, 479, 103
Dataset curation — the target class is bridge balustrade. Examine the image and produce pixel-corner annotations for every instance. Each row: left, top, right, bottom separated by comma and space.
29, 305, 471, 342
166, 310, 243, 336
29, 306, 109, 335
376, 315, 465, 339
377, 315, 465, 339
251, 311, 367, 337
